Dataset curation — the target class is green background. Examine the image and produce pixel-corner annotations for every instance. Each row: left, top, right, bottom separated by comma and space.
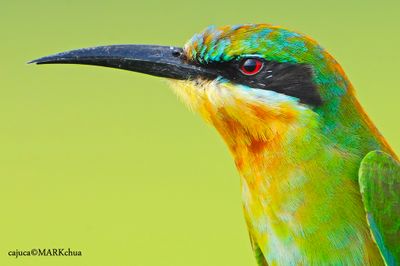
1, 1, 399, 265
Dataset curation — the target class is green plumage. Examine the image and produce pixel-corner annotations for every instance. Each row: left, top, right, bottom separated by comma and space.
359, 151, 400, 265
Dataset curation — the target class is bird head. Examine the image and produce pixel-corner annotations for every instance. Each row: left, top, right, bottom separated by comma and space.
31, 24, 357, 154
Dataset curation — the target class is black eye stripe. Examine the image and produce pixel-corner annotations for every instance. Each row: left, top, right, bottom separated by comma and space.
198, 58, 322, 106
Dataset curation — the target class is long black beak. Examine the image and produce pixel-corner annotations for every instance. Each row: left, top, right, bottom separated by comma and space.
29, 45, 216, 80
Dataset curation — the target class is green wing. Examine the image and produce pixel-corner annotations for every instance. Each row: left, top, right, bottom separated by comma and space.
359, 150, 400, 266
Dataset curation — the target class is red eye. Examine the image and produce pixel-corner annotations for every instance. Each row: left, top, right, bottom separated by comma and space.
239, 58, 264, 75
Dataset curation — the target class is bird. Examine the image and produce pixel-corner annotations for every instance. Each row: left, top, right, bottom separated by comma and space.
30, 24, 399, 265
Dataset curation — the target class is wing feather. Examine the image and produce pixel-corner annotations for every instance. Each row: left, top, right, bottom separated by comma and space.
359, 150, 400, 266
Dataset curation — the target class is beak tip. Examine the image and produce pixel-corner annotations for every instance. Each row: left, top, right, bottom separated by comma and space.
27, 59, 39, 64
28, 56, 51, 65
28, 55, 65, 65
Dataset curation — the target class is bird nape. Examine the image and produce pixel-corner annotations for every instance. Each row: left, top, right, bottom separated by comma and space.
30, 24, 399, 266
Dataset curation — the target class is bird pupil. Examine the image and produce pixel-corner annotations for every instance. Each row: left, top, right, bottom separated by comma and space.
243, 59, 257, 72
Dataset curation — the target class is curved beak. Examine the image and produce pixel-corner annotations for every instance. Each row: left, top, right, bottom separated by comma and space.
29, 45, 216, 80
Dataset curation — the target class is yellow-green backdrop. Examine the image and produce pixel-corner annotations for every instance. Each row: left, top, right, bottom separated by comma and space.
1, 1, 399, 265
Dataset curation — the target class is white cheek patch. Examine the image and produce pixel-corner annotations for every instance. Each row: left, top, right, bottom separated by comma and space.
251, 88, 300, 106
215, 81, 308, 112
167, 78, 310, 116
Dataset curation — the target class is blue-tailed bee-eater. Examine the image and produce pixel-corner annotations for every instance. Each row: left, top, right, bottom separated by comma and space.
31, 24, 399, 265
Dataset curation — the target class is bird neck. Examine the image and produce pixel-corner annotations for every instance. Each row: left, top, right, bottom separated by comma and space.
209, 92, 386, 264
